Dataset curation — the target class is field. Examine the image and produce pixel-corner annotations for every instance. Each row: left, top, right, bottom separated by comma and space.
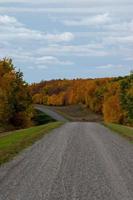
0, 122, 63, 165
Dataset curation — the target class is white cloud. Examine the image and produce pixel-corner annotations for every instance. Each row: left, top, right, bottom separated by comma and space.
36, 56, 74, 65
0, 15, 74, 71
0, 0, 132, 5
37, 65, 48, 69
0, 2, 133, 80
125, 57, 133, 61
107, 20, 133, 32
44, 32, 74, 42
0, 6, 133, 16
96, 64, 124, 69
0, 15, 74, 42
63, 13, 111, 26
37, 44, 109, 57
0, 15, 21, 26
28, 65, 48, 70
86, 64, 132, 78
105, 35, 133, 45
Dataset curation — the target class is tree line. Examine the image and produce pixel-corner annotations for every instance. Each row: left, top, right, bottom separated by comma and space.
31, 75, 133, 125
0, 58, 132, 128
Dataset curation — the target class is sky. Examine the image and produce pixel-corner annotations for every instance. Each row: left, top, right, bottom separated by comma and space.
0, 0, 133, 83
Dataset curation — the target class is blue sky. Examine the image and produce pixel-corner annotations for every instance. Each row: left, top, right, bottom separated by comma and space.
0, 0, 133, 83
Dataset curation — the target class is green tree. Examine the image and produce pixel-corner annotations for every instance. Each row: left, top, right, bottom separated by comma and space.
120, 74, 133, 124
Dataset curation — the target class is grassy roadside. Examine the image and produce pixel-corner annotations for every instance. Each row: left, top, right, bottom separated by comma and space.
104, 123, 133, 142
0, 122, 63, 165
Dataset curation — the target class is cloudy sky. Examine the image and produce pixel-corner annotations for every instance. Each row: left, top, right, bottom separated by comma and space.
0, 0, 133, 82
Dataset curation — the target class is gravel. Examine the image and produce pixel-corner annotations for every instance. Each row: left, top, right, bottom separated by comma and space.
0, 122, 133, 200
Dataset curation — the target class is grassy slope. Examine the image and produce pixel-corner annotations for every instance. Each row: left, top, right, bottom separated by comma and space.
0, 122, 63, 165
105, 123, 133, 142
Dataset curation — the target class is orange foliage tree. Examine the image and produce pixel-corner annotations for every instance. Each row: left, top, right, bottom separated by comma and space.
0, 58, 32, 128
103, 81, 124, 123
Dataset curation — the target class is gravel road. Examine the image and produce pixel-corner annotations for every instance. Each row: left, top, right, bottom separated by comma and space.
34, 105, 67, 122
0, 122, 133, 200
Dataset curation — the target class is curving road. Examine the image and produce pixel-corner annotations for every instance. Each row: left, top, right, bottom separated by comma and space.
0, 121, 133, 200
34, 105, 67, 122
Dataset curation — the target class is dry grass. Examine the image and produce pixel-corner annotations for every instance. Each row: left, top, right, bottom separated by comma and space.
49, 104, 103, 122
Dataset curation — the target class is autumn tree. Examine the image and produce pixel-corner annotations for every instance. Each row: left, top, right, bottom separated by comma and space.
103, 81, 124, 123
0, 58, 32, 128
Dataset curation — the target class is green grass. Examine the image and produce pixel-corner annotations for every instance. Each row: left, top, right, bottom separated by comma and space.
0, 122, 63, 165
105, 123, 133, 142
